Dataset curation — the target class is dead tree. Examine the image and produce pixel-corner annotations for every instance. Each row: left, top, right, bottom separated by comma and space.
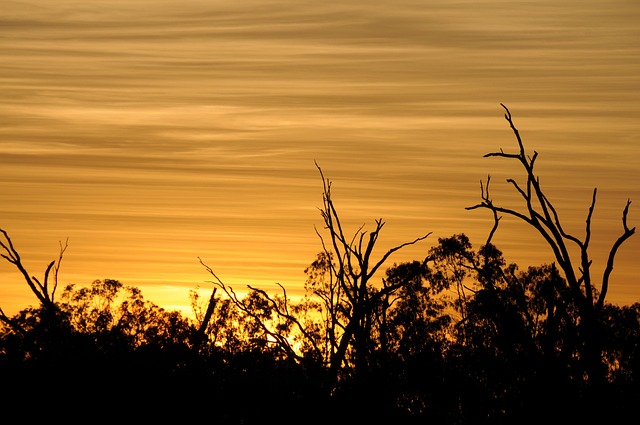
466, 104, 635, 386
190, 286, 218, 350
314, 162, 432, 385
199, 164, 431, 390
0, 229, 67, 331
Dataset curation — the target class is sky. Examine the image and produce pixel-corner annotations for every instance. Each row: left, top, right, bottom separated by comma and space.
1, 0, 639, 317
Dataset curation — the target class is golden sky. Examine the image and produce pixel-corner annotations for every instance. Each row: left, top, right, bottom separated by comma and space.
1, 0, 639, 316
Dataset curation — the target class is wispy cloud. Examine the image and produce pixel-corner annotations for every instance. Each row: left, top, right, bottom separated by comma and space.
1, 0, 639, 314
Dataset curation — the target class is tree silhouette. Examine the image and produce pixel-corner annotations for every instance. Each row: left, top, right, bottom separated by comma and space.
467, 103, 636, 394
1, 105, 638, 423
312, 162, 432, 386
200, 163, 432, 397
0, 229, 67, 332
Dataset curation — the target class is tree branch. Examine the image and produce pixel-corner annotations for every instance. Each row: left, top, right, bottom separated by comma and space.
598, 199, 636, 309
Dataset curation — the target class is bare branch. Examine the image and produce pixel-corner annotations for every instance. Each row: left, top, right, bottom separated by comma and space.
470, 103, 636, 323
484, 152, 520, 160
367, 232, 432, 279
0, 228, 57, 310
248, 283, 323, 359
598, 199, 636, 309
52, 238, 69, 301
501, 103, 526, 156
199, 257, 323, 363
313, 162, 433, 383
198, 257, 226, 287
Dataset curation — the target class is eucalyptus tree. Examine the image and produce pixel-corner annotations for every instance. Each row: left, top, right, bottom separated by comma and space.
467, 104, 636, 389
201, 163, 432, 392
311, 163, 432, 383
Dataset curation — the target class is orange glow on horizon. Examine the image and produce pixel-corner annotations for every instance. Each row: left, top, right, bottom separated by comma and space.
1, 0, 639, 317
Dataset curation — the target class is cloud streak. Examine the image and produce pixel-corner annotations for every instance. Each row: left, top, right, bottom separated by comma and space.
1, 0, 639, 315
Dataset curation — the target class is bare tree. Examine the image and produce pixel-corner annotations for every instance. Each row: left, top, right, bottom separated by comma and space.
0, 229, 67, 330
467, 104, 636, 386
313, 162, 432, 384
199, 164, 431, 389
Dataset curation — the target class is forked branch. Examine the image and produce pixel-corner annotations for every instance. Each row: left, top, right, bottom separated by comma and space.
466, 104, 635, 313
0, 229, 65, 318
599, 199, 635, 309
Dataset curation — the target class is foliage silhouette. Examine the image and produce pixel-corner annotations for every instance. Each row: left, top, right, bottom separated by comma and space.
467, 103, 636, 393
0, 105, 637, 422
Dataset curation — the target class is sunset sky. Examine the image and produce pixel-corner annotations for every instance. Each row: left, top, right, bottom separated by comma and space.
1, 0, 639, 317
